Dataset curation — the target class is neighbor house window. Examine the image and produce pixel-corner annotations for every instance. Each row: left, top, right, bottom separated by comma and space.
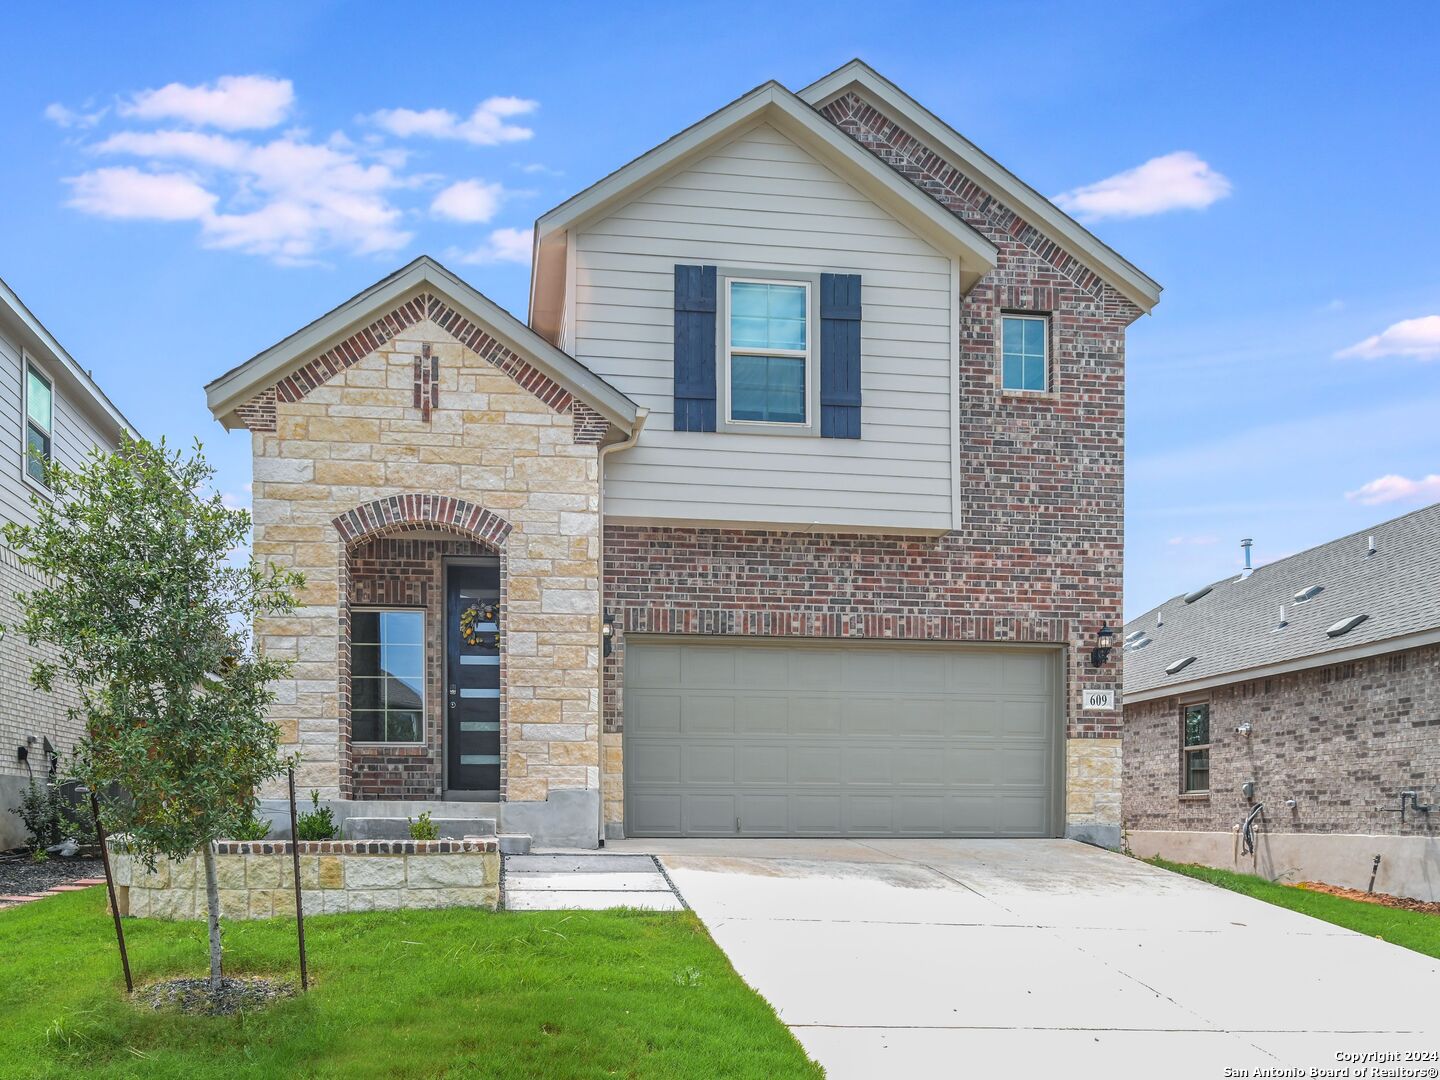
727, 279, 808, 424
351, 609, 424, 743
23, 362, 53, 486
1181, 702, 1210, 793
1001, 314, 1048, 392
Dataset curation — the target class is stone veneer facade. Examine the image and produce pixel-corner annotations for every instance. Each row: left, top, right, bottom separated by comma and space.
248, 299, 604, 811
109, 839, 500, 920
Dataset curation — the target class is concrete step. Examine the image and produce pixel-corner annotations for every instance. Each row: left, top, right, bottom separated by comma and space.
505, 872, 669, 892
343, 816, 496, 841
505, 854, 659, 874
497, 834, 531, 855
506, 890, 684, 912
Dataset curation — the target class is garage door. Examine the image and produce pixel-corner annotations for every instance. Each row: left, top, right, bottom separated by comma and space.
623, 638, 1061, 838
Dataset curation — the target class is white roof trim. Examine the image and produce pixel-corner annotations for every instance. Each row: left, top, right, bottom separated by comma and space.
529, 81, 999, 343
1122, 625, 1440, 705
205, 256, 638, 430
799, 60, 1162, 313
0, 276, 137, 440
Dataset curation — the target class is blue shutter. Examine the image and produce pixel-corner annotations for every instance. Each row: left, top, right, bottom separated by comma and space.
673, 264, 717, 432
820, 273, 862, 439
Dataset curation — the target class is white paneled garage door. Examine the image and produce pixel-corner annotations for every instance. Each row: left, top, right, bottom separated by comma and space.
622, 638, 1062, 838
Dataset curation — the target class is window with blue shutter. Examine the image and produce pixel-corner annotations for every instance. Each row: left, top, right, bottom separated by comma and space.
819, 273, 862, 439
673, 264, 717, 432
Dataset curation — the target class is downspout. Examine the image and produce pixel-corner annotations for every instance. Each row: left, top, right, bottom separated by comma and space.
595, 407, 648, 845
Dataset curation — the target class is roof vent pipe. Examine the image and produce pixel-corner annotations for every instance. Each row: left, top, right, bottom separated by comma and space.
1276, 605, 1288, 629
1367, 535, 1377, 557
1239, 538, 1254, 580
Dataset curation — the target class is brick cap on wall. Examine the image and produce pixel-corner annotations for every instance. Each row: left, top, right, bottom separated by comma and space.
332, 494, 512, 548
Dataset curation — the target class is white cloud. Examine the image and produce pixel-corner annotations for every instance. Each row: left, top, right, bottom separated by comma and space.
516, 162, 562, 176
1345, 473, 1440, 506
44, 103, 106, 129
1166, 534, 1219, 547
1334, 315, 1440, 361
446, 227, 532, 265
66, 167, 217, 221
431, 179, 505, 223
84, 128, 411, 262
1053, 151, 1232, 222
120, 75, 294, 130
371, 96, 537, 145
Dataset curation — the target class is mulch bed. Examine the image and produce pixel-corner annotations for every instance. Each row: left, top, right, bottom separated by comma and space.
138, 977, 296, 1016
1296, 880, 1440, 915
0, 853, 106, 897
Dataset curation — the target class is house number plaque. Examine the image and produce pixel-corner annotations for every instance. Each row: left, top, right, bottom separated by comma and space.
1082, 688, 1116, 711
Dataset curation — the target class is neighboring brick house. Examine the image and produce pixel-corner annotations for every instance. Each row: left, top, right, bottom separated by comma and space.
0, 277, 137, 849
205, 61, 1160, 848
1123, 504, 1440, 900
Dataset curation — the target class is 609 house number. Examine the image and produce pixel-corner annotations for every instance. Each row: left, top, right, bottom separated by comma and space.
1082, 688, 1116, 711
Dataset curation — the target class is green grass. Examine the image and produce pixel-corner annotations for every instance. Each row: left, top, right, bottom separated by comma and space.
0, 888, 820, 1079
1152, 858, 1440, 959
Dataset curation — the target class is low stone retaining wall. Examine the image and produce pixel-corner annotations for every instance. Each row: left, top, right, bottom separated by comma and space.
109, 839, 500, 920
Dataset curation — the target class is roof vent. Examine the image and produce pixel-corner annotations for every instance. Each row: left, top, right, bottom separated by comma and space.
1183, 586, 1213, 604
1275, 605, 1288, 631
1326, 614, 1369, 638
1238, 538, 1254, 580
1165, 656, 1198, 675
1124, 630, 1146, 645
1126, 635, 1151, 651
1367, 535, 1377, 557
1294, 584, 1324, 603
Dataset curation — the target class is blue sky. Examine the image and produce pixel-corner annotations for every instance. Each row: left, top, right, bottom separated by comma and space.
3, 1, 1438, 618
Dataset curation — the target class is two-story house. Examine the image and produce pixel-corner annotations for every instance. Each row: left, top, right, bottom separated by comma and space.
0, 277, 137, 849
204, 61, 1160, 848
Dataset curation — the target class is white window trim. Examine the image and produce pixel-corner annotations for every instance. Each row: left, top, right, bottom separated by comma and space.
716, 271, 821, 437
21, 352, 53, 494
350, 605, 427, 746
999, 312, 1050, 395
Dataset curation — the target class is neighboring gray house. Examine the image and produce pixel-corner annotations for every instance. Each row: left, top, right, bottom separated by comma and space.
1123, 504, 1440, 900
0, 277, 136, 849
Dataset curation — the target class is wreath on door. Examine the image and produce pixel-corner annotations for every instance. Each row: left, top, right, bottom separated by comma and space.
459, 602, 500, 648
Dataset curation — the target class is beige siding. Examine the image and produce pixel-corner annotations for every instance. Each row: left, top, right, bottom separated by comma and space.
573, 123, 954, 531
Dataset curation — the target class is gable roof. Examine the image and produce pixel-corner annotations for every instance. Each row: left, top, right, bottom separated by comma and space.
1123, 502, 1440, 702
799, 60, 1162, 314
528, 79, 1001, 344
0, 275, 137, 442
205, 256, 638, 430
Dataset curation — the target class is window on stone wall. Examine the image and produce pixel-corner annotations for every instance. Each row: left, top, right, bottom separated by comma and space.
1181, 702, 1210, 793
1001, 313, 1049, 392
352, 609, 424, 743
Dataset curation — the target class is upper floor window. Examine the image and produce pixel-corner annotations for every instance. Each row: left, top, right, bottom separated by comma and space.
727, 279, 808, 425
24, 362, 53, 486
351, 609, 425, 743
1181, 701, 1210, 793
1001, 314, 1048, 393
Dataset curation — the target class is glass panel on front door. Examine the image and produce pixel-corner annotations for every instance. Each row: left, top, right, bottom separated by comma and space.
447, 561, 501, 796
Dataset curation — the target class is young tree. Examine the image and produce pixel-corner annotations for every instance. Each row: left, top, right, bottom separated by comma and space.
3, 437, 302, 991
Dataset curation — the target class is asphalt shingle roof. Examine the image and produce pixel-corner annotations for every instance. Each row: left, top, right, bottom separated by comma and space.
1123, 502, 1440, 698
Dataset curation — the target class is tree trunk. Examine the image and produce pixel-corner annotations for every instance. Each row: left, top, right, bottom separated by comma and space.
201, 842, 223, 992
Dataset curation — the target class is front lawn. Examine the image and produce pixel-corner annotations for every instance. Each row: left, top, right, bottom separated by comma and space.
1152, 858, 1440, 959
0, 888, 820, 1079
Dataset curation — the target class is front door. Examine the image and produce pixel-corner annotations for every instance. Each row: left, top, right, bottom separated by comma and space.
446, 561, 501, 798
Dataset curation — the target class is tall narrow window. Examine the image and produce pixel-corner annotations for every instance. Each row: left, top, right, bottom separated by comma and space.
351, 609, 425, 743
24, 363, 52, 485
1181, 702, 1210, 793
1001, 314, 1048, 392
727, 279, 808, 424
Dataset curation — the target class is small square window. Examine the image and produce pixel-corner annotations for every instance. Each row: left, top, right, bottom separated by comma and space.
351, 608, 425, 743
1001, 315, 1048, 392
1181, 702, 1211, 794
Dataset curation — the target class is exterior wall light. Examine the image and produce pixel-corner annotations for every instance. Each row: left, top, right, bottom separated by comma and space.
602, 612, 616, 658
1090, 623, 1114, 667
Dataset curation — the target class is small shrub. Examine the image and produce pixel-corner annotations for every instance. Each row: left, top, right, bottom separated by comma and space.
228, 801, 272, 841
409, 812, 439, 841
295, 790, 336, 841
10, 773, 96, 850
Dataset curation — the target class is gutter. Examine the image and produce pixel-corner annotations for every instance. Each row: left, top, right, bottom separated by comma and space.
594, 407, 649, 844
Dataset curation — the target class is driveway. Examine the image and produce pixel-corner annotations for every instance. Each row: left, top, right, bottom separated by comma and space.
611, 838, 1440, 1079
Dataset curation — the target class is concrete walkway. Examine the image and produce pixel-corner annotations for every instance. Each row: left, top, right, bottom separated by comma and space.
502, 853, 683, 911
610, 838, 1440, 1079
